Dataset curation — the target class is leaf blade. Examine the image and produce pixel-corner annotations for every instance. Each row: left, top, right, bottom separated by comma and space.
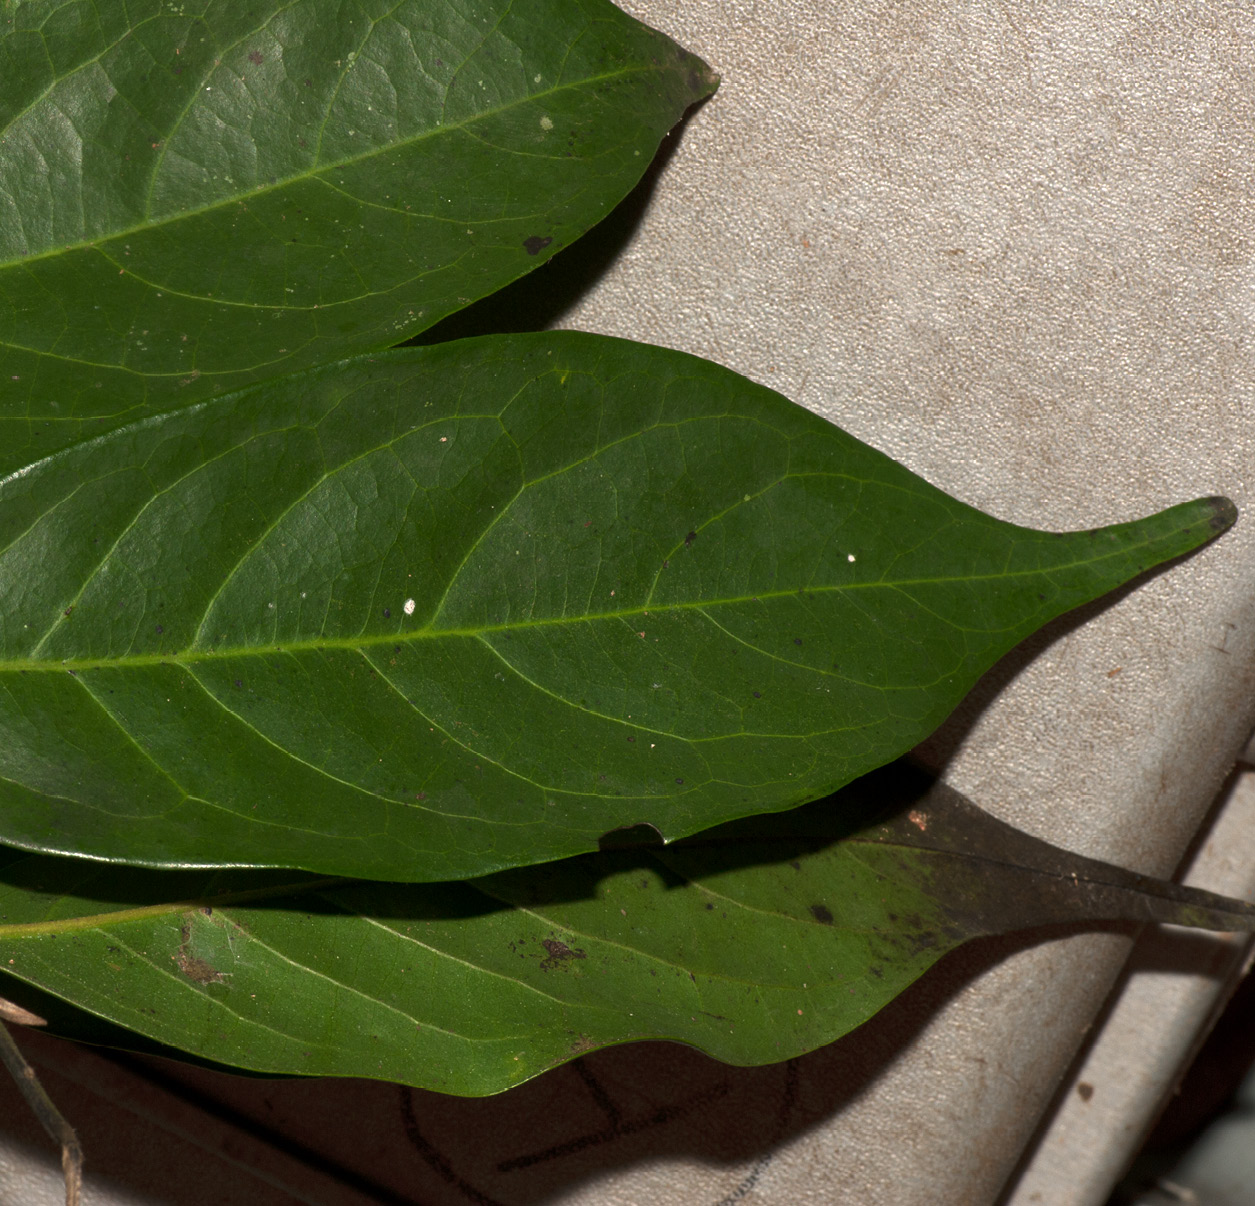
0, 332, 1235, 878
1, 763, 1252, 1096
0, 0, 715, 473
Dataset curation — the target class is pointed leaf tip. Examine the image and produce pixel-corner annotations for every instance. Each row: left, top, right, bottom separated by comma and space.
1205, 495, 1239, 533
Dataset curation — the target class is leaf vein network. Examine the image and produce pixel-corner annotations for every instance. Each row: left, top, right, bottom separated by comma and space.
354, 912, 573, 1007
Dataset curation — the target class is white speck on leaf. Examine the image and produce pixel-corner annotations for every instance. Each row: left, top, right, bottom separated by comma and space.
847, 554, 856, 562
404, 598, 416, 615
540, 115, 553, 131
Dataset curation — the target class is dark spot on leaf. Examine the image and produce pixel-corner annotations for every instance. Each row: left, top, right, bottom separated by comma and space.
523, 235, 552, 256
1208, 496, 1238, 531
176, 952, 221, 984
539, 938, 586, 971
155, 624, 164, 634
662, 559, 670, 569
233, 679, 243, 688
794, 637, 803, 645
809, 904, 834, 924
1077, 1081, 1095, 1102
675, 778, 684, 785
383, 608, 391, 618
247, 50, 263, 65
705, 903, 714, 910
627, 735, 635, 742
62, 607, 73, 617
174, 920, 224, 985
752, 690, 761, 698
685, 530, 697, 546
789, 861, 801, 871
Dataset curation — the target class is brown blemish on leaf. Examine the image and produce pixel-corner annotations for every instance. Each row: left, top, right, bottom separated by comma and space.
809, 904, 834, 924
1076, 1081, 1095, 1102
684, 530, 697, 546
523, 235, 553, 256
907, 809, 928, 831
539, 938, 586, 971
247, 50, 263, 66
174, 920, 225, 985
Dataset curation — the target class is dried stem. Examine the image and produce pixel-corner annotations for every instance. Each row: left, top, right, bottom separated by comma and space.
0, 1019, 83, 1206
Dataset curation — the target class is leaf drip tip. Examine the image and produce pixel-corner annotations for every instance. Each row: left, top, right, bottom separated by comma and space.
1204, 495, 1239, 533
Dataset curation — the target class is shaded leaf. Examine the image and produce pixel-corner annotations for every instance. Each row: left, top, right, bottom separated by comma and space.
0, 0, 714, 474
0, 762, 1251, 1096
0, 331, 1234, 879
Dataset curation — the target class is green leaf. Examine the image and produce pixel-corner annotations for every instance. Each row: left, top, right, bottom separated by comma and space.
0, 331, 1234, 879
1, 762, 1251, 1096
0, 0, 714, 474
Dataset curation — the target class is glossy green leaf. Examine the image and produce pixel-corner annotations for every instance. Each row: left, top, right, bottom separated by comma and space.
1, 763, 1252, 1095
0, 331, 1234, 879
0, 0, 714, 474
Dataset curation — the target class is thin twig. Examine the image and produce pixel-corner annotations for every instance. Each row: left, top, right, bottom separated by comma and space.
0, 996, 47, 1027
0, 1020, 83, 1206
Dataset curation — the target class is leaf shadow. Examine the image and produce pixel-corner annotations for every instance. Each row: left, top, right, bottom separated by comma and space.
385, 921, 1127, 1206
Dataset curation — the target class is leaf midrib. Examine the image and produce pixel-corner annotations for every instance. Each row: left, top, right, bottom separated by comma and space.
0, 542, 1145, 676
2, 58, 669, 272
